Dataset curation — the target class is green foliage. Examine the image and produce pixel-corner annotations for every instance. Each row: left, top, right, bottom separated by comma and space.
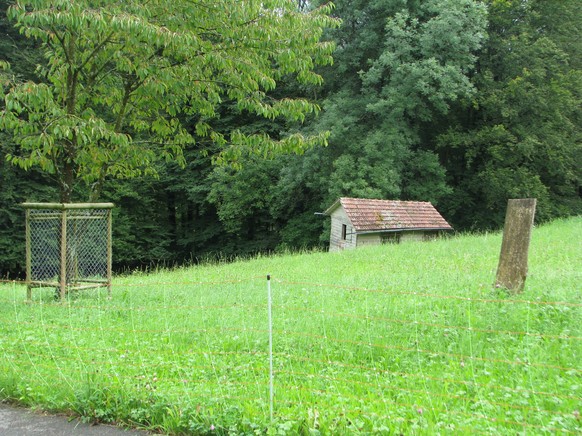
0, 4, 58, 276
0, 133, 57, 277
362, 0, 487, 120
0, 0, 338, 201
285, 0, 487, 216
209, 160, 278, 235
1, 0, 581, 275
189, 0, 488, 259
436, 0, 582, 229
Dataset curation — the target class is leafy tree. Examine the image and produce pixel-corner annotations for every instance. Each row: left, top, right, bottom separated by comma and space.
219, 0, 486, 252
4, 0, 579, 275
0, 0, 338, 202
0, 133, 58, 277
353, 0, 486, 201
436, 0, 582, 229
278, 0, 486, 214
0, 0, 57, 277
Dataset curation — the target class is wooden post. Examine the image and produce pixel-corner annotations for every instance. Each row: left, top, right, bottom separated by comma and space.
495, 199, 537, 293
25, 208, 32, 301
59, 208, 68, 302
107, 208, 113, 298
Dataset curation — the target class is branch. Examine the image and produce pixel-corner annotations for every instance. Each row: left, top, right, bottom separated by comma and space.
47, 26, 72, 65
76, 30, 116, 74
113, 81, 133, 132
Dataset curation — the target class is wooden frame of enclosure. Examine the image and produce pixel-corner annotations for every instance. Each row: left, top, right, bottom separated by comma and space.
23, 203, 114, 302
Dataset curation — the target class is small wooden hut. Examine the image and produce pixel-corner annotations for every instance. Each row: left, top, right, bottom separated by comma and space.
324, 197, 452, 251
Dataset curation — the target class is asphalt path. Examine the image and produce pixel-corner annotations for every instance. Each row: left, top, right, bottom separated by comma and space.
0, 404, 150, 435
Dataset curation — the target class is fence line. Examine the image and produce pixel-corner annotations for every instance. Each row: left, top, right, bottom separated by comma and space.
8, 356, 573, 434
276, 369, 578, 424
7, 333, 581, 402
274, 278, 582, 307
274, 353, 582, 401
273, 305, 581, 341
9, 317, 580, 374
2, 277, 581, 307
267, 380, 578, 434
9, 299, 582, 341
1, 275, 580, 433
268, 329, 581, 372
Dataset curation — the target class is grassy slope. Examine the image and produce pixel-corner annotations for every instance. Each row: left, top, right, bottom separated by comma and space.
0, 217, 580, 435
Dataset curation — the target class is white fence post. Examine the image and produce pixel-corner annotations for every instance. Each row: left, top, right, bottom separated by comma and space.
267, 275, 274, 421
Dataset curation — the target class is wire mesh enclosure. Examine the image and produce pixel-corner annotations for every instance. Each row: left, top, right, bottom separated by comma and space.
23, 203, 114, 301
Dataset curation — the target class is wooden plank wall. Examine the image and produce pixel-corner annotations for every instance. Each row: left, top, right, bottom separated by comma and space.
329, 208, 356, 251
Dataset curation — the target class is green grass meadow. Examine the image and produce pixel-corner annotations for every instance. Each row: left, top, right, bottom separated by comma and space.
0, 217, 580, 434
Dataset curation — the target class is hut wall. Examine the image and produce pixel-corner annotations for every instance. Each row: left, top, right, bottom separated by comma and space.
329, 207, 356, 251
356, 233, 382, 247
400, 231, 427, 242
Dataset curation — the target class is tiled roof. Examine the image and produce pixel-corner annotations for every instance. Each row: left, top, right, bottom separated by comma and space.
326, 197, 453, 233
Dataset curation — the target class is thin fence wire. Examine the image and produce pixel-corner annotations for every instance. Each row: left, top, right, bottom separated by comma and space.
0, 276, 580, 434
2, 276, 580, 306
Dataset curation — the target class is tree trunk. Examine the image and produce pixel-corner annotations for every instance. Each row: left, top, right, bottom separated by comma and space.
60, 161, 74, 203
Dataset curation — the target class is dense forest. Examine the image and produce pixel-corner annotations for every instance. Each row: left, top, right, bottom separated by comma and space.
1, 0, 581, 277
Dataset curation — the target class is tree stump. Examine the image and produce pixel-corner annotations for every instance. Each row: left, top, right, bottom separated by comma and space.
495, 199, 537, 293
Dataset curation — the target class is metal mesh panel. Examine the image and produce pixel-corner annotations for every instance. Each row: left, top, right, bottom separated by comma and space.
29, 209, 61, 282
24, 203, 113, 299
64, 209, 109, 282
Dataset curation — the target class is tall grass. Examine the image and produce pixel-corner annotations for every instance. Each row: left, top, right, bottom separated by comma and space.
0, 217, 580, 434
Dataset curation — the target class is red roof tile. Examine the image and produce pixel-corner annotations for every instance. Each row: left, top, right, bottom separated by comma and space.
326, 197, 452, 233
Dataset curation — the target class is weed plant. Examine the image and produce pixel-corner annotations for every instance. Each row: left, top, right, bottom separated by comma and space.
0, 217, 580, 434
